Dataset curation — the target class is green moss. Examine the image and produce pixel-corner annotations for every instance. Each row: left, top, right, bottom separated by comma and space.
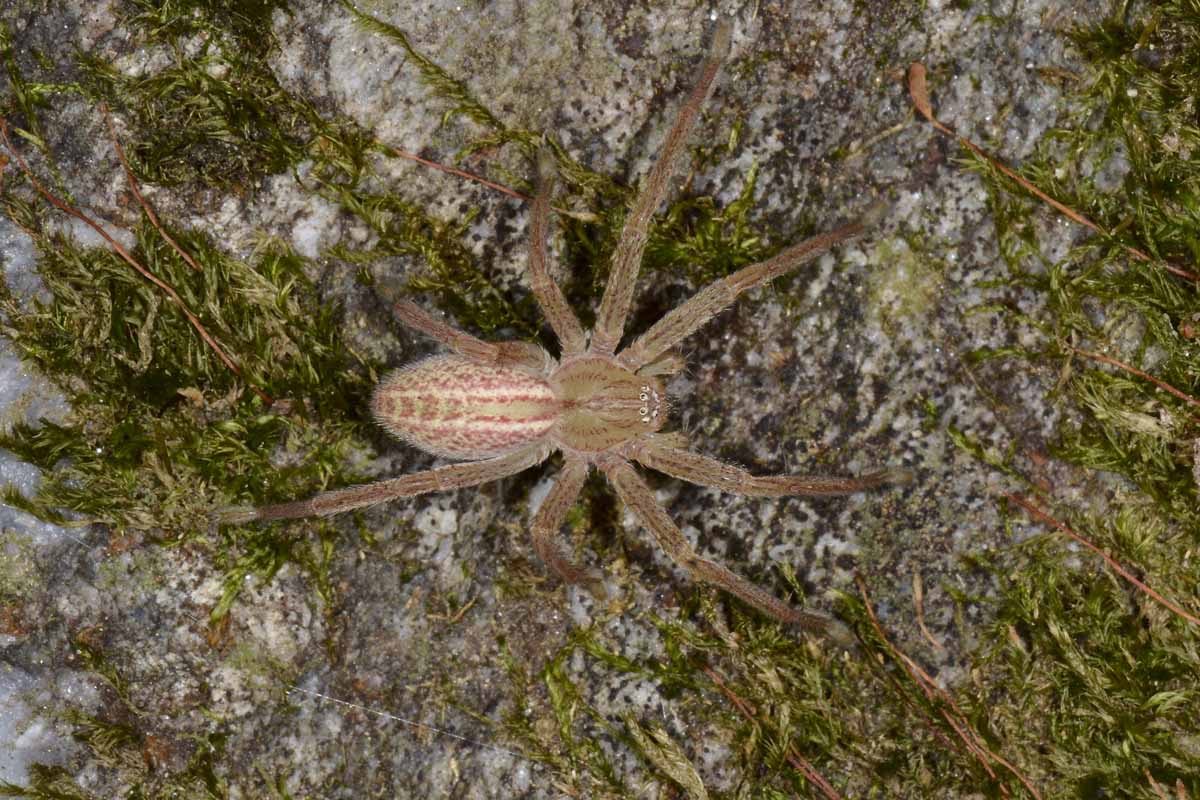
0, 217, 373, 553
0, 765, 96, 799
970, 0, 1200, 526
0, 528, 40, 602
0, 10, 378, 620
325, 185, 544, 340
0, 631, 237, 799
93, 546, 162, 596
498, 637, 631, 796
643, 162, 779, 286
866, 235, 944, 333
943, 1, 1200, 794
972, 505, 1200, 790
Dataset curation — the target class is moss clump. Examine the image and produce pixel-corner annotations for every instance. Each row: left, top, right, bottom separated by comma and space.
944, 0, 1200, 794
866, 234, 944, 333
0, 208, 371, 532
0, 529, 41, 602
972, 0, 1200, 550
76, 0, 302, 190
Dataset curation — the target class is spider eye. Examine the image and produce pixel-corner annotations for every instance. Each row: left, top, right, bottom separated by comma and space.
639, 391, 648, 401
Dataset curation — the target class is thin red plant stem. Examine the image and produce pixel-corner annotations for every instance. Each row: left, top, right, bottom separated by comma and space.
701, 665, 842, 800
0, 116, 273, 406
700, 665, 757, 719
1004, 493, 1200, 627
855, 639, 962, 756
907, 63, 1200, 282
102, 107, 204, 273
1070, 346, 1200, 411
782, 746, 841, 799
377, 143, 599, 223
856, 575, 1044, 799
379, 143, 532, 202
856, 577, 1005, 791
1144, 768, 1171, 800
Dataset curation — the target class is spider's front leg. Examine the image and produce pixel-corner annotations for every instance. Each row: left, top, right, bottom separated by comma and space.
616, 213, 878, 372
590, 21, 732, 356
526, 147, 587, 357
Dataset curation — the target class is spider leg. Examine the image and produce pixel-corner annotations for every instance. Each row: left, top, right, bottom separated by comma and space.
392, 299, 551, 373
530, 456, 602, 590
590, 21, 732, 356
528, 148, 587, 356
617, 213, 875, 371
216, 444, 550, 524
602, 458, 838, 635
627, 435, 913, 496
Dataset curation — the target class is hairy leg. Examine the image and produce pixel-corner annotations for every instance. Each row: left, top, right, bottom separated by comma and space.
590, 21, 732, 356
617, 212, 877, 370
602, 459, 838, 635
527, 149, 587, 356
392, 299, 551, 373
216, 444, 550, 524
530, 456, 600, 588
627, 435, 913, 496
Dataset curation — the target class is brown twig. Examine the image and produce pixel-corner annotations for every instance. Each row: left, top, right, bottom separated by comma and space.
856, 575, 1043, 799
379, 143, 531, 201
1146, 769, 1171, 800
701, 665, 842, 800
377, 142, 599, 222
856, 577, 1004, 789
1143, 769, 1194, 800
907, 62, 1200, 282
912, 570, 945, 652
856, 637, 962, 756
1069, 345, 1200, 411
102, 107, 204, 273
1004, 493, 1200, 627
0, 115, 273, 406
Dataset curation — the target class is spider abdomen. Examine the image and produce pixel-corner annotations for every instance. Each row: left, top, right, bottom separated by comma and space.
371, 355, 560, 460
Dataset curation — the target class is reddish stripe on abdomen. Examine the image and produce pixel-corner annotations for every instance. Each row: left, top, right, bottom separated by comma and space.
371, 354, 559, 459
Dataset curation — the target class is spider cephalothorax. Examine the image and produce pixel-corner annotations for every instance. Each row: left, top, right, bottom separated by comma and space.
218, 20, 909, 636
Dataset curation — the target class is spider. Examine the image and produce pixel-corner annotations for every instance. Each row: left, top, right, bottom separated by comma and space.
217, 21, 909, 636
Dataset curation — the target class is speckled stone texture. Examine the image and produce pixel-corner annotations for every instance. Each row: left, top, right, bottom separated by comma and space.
1, 0, 1106, 796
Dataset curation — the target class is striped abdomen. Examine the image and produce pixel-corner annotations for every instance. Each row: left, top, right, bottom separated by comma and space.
371, 355, 560, 459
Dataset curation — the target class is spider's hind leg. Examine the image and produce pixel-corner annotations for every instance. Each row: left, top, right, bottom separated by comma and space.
602, 458, 847, 640
628, 436, 913, 497
215, 446, 550, 524
530, 456, 606, 596
391, 298, 552, 373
